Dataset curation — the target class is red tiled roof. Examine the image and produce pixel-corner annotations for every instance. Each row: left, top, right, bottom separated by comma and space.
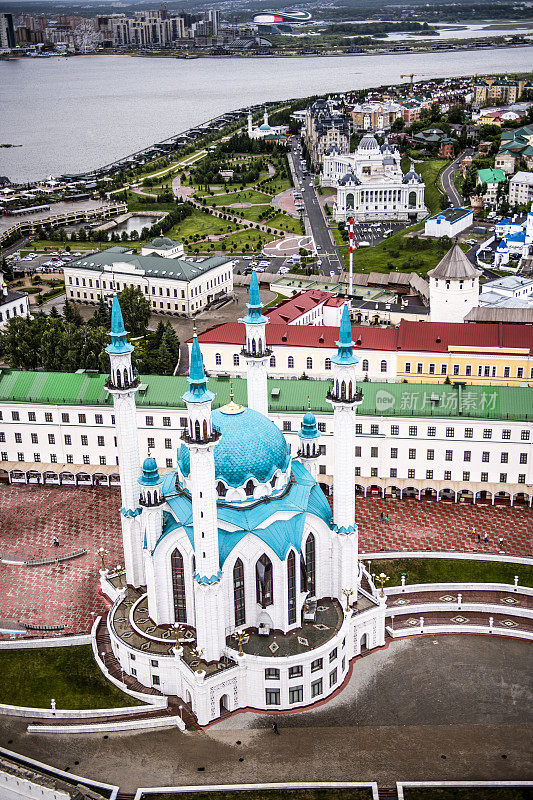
196, 319, 533, 355
265, 290, 335, 324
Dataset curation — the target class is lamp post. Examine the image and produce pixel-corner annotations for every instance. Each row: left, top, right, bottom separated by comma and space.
116, 564, 122, 588
233, 630, 249, 656
342, 588, 354, 612
97, 547, 108, 570
173, 623, 184, 646
376, 572, 389, 598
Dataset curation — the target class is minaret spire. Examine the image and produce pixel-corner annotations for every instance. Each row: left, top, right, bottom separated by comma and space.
327, 303, 363, 597
297, 398, 321, 480
239, 270, 270, 417
181, 333, 225, 661
107, 295, 144, 587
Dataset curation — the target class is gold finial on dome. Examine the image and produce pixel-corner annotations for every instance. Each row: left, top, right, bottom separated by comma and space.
220, 380, 244, 415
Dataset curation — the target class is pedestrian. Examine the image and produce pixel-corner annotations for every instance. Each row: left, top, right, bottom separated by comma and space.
498, 536, 504, 549
53, 536, 60, 548
477, 534, 481, 543
272, 721, 280, 735
483, 533, 488, 544
472, 527, 476, 540
380, 512, 384, 521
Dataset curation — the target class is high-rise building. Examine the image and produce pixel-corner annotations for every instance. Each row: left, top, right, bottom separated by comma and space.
0, 13, 16, 51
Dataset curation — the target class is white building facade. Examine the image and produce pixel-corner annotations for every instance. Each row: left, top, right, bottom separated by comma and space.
0, 280, 30, 329
64, 244, 233, 316
321, 134, 426, 223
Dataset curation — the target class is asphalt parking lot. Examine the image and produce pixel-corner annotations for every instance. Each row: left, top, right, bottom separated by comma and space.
351, 220, 407, 247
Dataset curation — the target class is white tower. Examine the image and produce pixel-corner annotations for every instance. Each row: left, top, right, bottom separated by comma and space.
297, 399, 321, 480
327, 304, 363, 597
106, 296, 144, 588
428, 244, 480, 324
182, 335, 225, 662
138, 455, 165, 623
247, 109, 253, 137
239, 270, 269, 417
263, 107, 268, 126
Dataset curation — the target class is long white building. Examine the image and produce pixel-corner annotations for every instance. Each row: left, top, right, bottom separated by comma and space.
320, 134, 427, 223
64, 240, 234, 316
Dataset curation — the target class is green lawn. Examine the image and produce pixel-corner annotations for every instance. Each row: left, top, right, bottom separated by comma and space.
232, 204, 273, 223
217, 228, 274, 253
167, 209, 241, 241
267, 212, 304, 234
405, 789, 533, 800
366, 558, 533, 588
126, 191, 177, 213
206, 189, 273, 207
418, 158, 450, 214
0, 646, 141, 709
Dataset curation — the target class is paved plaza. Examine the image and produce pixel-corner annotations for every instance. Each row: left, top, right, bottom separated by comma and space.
0, 485, 530, 636
1, 636, 531, 791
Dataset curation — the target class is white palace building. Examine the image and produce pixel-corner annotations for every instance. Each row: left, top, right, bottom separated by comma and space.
320, 133, 427, 223
99, 275, 386, 725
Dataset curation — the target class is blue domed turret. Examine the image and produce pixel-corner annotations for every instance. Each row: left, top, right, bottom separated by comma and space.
139, 456, 161, 487
182, 334, 215, 404
106, 295, 133, 356
299, 403, 320, 441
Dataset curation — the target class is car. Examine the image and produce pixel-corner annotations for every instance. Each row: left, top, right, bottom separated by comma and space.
329, 271, 336, 277
49, 251, 59, 256
316, 245, 322, 250
242, 255, 253, 260
466, 239, 478, 246
358, 241, 370, 247
317, 259, 322, 266
255, 266, 266, 273
72, 251, 82, 256
257, 260, 270, 267
278, 266, 290, 274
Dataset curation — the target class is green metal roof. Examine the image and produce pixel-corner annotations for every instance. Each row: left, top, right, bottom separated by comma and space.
69, 247, 232, 283
477, 168, 506, 184
0, 370, 530, 422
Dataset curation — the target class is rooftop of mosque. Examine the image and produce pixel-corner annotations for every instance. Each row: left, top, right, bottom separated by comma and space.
0, 369, 530, 421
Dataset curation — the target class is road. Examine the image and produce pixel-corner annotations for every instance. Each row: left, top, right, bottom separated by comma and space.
291, 138, 344, 277
440, 149, 475, 208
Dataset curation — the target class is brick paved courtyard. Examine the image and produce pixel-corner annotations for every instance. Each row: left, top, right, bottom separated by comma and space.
0, 485, 531, 635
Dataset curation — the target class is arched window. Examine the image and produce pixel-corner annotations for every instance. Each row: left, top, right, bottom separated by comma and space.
171, 548, 187, 623
362, 359, 369, 372
270, 355, 276, 367
287, 551, 296, 625
146, 490, 151, 506
256, 554, 273, 607
233, 354, 240, 366
251, 338, 256, 355
215, 353, 222, 366
348, 381, 352, 398
116, 371, 122, 389
233, 558, 246, 627
341, 380, 346, 399
306, 357, 313, 370
408, 190, 417, 208
245, 479, 255, 497
346, 192, 355, 210
381, 360, 387, 373
217, 481, 227, 497
325, 358, 331, 371
203, 419, 208, 439
194, 420, 201, 441
123, 368, 129, 388
305, 533, 316, 596
288, 356, 294, 369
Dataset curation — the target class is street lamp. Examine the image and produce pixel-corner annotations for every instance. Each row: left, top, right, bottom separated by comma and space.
97, 547, 108, 570
376, 572, 389, 598
233, 630, 249, 656
342, 588, 354, 612
116, 564, 123, 587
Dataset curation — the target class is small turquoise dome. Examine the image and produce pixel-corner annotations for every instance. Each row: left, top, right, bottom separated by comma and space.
259, 123, 271, 131
300, 410, 320, 440
139, 456, 161, 487
177, 407, 290, 488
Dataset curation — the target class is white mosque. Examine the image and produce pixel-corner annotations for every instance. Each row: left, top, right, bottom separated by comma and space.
247, 107, 289, 141
320, 133, 427, 223
101, 274, 385, 726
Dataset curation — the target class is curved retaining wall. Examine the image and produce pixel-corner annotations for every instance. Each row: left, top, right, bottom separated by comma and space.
0, 702, 161, 719
0, 635, 91, 650
26, 715, 183, 735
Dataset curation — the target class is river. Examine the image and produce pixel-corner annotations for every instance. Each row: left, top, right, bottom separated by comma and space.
0, 46, 532, 183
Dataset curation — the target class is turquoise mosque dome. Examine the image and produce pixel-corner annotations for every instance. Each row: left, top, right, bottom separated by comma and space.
177, 405, 290, 488
139, 456, 162, 487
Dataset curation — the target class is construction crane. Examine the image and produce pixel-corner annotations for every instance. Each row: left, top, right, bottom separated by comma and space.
400, 73, 420, 96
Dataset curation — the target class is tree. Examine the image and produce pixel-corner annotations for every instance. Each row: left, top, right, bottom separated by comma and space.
118, 285, 151, 337
63, 298, 83, 326
391, 117, 404, 132
447, 105, 464, 125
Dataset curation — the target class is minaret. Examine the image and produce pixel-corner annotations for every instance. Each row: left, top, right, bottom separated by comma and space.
239, 270, 270, 417
106, 296, 144, 587
327, 304, 363, 596
263, 107, 268, 126
247, 109, 253, 136
297, 398, 321, 480
182, 335, 225, 661
138, 455, 165, 623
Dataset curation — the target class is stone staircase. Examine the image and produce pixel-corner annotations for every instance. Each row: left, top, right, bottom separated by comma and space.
95, 618, 199, 729
378, 788, 398, 800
